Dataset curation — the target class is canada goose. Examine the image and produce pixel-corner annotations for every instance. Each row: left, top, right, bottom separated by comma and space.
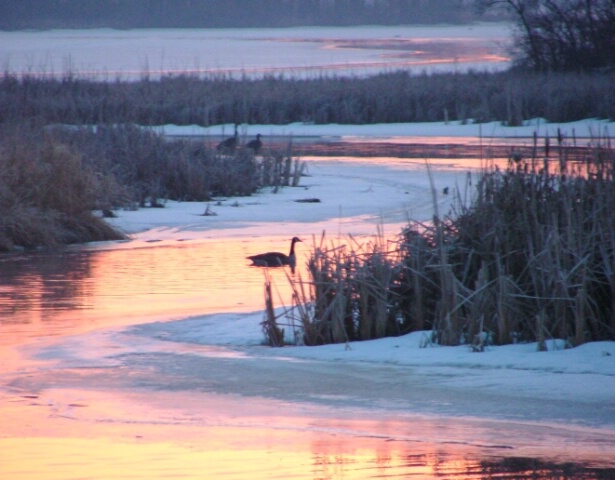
246, 134, 262, 154
247, 237, 302, 273
217, 124, 238, 152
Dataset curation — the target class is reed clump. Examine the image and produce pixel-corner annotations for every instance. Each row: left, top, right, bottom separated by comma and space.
262, 271, 285, 347
281, 232, 403, 346
280, 138, 614, 347
431, 134, 615, 346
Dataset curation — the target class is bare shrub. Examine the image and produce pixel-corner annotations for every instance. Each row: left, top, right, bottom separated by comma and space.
0, 126, 126, 251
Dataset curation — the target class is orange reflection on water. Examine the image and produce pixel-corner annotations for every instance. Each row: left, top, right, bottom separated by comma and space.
291, 136, 518, 172
0, 390, 493, 480
0, 237, 302, 347
0, 437, 453, 480
86, 237, 301, 317
4, 385, 613, 480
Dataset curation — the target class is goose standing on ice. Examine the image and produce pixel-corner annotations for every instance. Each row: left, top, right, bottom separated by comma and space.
217, 124, 238, 152
246, 134, 263, 154
247, 237, 302, 273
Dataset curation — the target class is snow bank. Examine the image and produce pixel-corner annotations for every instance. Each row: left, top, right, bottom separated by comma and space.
125, 307, 614, 411
159, 118, 614, 141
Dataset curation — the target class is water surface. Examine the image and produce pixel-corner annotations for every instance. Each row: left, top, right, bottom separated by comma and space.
0, 24, 511, 79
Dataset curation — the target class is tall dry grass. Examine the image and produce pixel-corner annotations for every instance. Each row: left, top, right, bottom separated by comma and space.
272, 232, 403, 346
53, 125, 305, 202
270, 136, 614, 348
432, 133, 615, 346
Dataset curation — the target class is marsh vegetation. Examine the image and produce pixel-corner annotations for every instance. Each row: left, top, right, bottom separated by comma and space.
3, 64, 611, 253
1, 0, 613, 344
0, 123, 303, 251
268, 136, 615, 347
1, 70, 612, 126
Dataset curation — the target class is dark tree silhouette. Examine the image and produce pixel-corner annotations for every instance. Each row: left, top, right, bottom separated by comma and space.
476, 0, 614, 72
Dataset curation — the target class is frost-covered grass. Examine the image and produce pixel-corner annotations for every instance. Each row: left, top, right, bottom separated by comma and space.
2, 69, 612, 126
0, 123, 304, 250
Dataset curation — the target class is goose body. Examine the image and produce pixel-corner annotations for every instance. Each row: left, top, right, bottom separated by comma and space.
217, 124, 238, 152
246, 134, 262, 154
248, 237, 302, 273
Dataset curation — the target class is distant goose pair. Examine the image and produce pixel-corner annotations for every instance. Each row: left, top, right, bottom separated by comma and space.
247, 237, 302, 273
216, 125, 262, 154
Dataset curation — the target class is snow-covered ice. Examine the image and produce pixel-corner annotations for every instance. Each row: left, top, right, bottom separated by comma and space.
160, 117, 614, 141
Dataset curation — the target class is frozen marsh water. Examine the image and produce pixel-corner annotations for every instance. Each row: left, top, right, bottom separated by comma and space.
0, 24, 510, 79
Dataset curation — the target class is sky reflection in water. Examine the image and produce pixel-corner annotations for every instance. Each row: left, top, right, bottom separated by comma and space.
0, 25, 511, 80
2, 387, 611, 480
0, 237, 296, 344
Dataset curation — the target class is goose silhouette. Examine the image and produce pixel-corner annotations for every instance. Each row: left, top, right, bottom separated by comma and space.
216, 124, 238, 152
247, 237, 302, 273
246, 134, 262, 154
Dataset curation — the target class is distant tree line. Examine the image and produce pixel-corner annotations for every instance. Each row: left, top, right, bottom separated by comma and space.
0, 0, 502, 30
478, 0, 614, 72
